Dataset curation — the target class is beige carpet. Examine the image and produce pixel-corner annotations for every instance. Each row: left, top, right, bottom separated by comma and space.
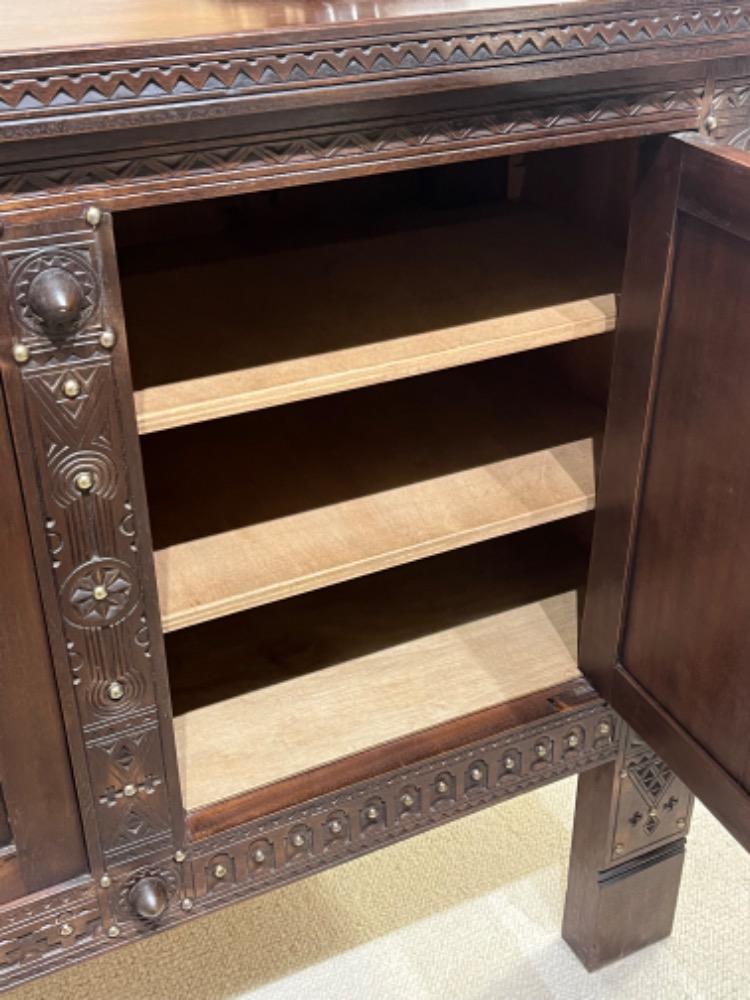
15, 778, 749, 999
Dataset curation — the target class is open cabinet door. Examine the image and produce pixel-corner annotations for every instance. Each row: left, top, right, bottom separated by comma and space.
582, 135, 750, 851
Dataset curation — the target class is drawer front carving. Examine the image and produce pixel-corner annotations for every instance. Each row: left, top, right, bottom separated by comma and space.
0, 212, 184, 874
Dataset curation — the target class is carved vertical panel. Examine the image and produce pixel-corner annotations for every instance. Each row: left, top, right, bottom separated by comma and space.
0, 212, 184, 875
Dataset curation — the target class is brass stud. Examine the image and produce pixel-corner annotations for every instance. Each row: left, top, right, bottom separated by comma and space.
535, 743, 548, 758
400, 793, 415, 809
123, 783, 137, 797
213, 863, 227, 879
252, 848, 266, 863
566, 733, 579, 749
435, 780, 449, 794
12, 343, 29, 364
328, 820, 343, 835
174, 850, 186, 863
648, 808, 658, 819
614, 843, 625, 856
107, 680, 124, 701
75, 471, 94, 493
365, 806, 379, 820
99, 874, 111, 889
181, 898, 193, 911
291, 832, 305, 848
63, 377, 81, 399
705, 114, 718, 134
470, 767, 483, 781
504, 756, 515, 771
107, 925, 120, 939
60, 923, 74, 937
676, 817, 687, 830
597, 721, 611, 736
85, 206, 102, 228
99, 330, 116, 349
93, 584, 108, 601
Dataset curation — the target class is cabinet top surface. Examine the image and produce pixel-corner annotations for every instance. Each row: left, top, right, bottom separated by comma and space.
0, 0, 655, 56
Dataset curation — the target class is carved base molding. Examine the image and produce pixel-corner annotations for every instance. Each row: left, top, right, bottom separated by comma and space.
0, 699, 618, 992
0, 81, 704, 213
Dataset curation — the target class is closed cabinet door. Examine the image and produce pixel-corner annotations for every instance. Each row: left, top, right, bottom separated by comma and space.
582, 135, 750, 850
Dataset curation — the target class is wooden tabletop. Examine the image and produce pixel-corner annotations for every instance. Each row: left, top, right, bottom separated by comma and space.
0, 1, 631, 54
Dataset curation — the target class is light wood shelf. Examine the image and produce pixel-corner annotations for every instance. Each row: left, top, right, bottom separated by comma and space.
169, 526, 587, 810
125, 207, 619, 433
146, 359, 601, 632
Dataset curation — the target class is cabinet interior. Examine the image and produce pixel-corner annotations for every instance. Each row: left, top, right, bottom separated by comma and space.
117, 140, 638, 816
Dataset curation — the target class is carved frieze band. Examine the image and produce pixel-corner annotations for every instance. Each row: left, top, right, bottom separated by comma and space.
709, 73, 750, 147
0, 83, 704, 208
0, 4, 746, 138
0, 219, 182, 870
606, 729, 693, 867
0, 700, 618, 990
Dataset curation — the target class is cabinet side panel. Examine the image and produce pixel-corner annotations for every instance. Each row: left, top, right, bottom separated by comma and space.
0, 381, 87, 892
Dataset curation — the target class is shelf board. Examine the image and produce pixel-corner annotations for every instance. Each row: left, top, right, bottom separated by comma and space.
150, 361, 600, 632
126, 207, 619, 433
169, 526, 586, 811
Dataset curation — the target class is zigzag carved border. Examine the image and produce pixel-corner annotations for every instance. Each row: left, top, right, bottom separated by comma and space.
0, 83, 704, 211
0, 4, 747, 138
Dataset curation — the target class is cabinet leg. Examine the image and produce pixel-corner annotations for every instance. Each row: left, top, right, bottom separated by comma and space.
562, 726, 694, 971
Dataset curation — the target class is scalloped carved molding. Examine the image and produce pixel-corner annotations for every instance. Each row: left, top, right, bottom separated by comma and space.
0, 4, 746, 138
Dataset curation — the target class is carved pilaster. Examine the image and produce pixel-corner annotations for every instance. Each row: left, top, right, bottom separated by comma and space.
0, 211, 184, 881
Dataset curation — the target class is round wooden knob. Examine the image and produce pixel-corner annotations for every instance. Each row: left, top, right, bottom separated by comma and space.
27, 267, 84, 334
128, 876, 170, 921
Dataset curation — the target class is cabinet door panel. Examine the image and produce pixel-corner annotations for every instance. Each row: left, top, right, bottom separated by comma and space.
582, 135, 750, 849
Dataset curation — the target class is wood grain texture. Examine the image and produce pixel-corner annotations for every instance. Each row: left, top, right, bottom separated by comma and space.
126, 206, 619, 433
581, 135, 750, 849
145, 359, 602, 631
0, 383, 87, 893
168, 522, 588, 808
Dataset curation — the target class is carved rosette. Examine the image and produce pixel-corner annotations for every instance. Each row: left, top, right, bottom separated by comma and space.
0, 216, 183, 874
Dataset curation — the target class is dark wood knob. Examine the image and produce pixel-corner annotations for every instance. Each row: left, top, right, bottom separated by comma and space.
128, 876, 170, 921
27, 267, 84, 334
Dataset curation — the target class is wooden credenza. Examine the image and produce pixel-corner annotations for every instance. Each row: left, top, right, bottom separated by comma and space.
0, 0, 749, 989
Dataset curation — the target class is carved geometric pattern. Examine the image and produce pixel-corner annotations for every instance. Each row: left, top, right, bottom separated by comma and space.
710, 75, 750, 149
0, 221, 180, 870
62, 558, 136, 628
0, 4, 746, 139
608, 731, 693, 865
629, 753, 674, 805
0, 698, 617, 990
0, 85, 704, 204
8, 247, 98, 335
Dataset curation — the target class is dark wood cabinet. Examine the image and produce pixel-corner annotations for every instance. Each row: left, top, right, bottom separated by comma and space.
0, 0, 748, 990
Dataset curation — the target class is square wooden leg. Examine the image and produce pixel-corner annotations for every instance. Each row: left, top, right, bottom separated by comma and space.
562, 726, 694, 971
